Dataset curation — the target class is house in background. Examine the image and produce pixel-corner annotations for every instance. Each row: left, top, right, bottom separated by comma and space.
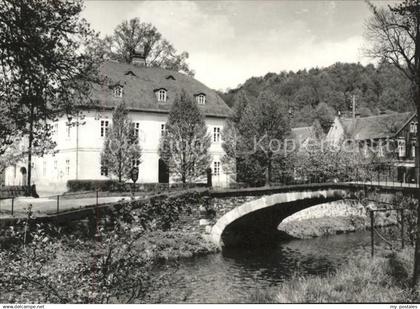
4, 52, 233, 193
290, 126, 316, 149
394, 113, 418, 182
326, 112, 415, 182
326, 112, 412, 147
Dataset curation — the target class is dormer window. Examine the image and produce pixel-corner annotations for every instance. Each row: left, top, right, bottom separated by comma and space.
166, 75, 176, 80
155, 88, 167, 102
113, 85, 123, 98
196, 94, 206, 105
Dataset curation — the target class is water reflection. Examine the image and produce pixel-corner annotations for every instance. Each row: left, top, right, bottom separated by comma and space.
158, 231, 389, 303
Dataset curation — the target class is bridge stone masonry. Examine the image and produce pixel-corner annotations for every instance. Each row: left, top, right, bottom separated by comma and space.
203, 183, 417, 248
0, 182, 416, 248
208, 189, 348, 247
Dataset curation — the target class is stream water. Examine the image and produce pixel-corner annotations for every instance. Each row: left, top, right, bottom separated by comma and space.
157, 230, 392, 303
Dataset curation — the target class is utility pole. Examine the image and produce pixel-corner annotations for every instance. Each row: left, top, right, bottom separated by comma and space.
352, 95, 356, 121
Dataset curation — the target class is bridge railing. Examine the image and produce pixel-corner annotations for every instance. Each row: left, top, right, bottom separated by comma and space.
227, 163, 420, 189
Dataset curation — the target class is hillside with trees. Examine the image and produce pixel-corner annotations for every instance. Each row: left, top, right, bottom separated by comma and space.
220, 62, 413, 129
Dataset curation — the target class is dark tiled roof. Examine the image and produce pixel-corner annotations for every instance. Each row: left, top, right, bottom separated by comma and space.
83, 61, 232, 118
339, 112, 412, 140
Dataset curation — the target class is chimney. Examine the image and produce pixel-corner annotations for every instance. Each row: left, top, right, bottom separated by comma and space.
132, 47, 145, 66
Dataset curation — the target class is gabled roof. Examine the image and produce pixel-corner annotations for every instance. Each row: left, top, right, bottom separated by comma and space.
338, 112, 412, 140
83, 61, 232, 118
394, 112, 417, 136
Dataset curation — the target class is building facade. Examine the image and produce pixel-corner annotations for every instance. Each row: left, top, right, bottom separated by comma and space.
5, 58, 233, 193
394, 113, 418, 182
326, 112, 417, 183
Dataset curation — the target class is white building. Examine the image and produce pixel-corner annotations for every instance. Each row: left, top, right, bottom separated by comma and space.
5, 55, 233, 193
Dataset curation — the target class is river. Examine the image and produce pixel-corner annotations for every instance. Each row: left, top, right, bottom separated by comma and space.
156, 230, 393, 303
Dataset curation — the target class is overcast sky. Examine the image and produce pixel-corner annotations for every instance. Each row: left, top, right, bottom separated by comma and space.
82, 0, 390, 91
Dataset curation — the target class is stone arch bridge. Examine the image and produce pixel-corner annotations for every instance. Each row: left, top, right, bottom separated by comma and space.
209, 183, 419, 248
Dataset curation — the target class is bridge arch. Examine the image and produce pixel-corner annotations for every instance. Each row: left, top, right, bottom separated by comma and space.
210, 189, 349, 248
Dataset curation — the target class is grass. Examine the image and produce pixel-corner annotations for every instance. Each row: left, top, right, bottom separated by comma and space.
249, 248, 419, 303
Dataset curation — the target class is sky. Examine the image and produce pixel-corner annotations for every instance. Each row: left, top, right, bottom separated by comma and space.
82, 0, 391, 91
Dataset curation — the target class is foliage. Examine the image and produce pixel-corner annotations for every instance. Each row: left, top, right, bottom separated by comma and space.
101, 103, 142, 182
221, 62, 413, 128
66, 179, 208, 193
365, 0, 420, 287
159, 90, 212, 183
99, 17, 194, 76
0, 0, 99, 184
0, 188, 214, 303
0, 143, 25, 176
236, 89, 291, 185
248, 249, 417, 303
314, 102, 336, 134
390, 193, 418, 246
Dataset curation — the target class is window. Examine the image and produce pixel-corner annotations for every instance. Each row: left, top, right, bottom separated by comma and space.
378, 144, 384, 157
132, 159, 141, 168
213, 127, 221, 143
100, 158, 108, 177
113, 86, 123, 98
66, 160, 70, 176
412, 142, 416, 158
213, 161, 220, 176
398, 139, 406, 158
134, 122, 140, 139
156, 89, 167, 102
100, 165, 108, 177
100, 120, 109, 137
196, 94, 206, 105
66, 123, 71, 138
410, 122, 418, 134
161, 123, 166, 136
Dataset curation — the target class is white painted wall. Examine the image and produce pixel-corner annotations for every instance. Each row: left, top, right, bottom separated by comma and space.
5, 109, 232, 193
325, 117, 345, 144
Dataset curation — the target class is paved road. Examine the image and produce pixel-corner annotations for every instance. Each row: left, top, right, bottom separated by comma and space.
0, 195, 136, 218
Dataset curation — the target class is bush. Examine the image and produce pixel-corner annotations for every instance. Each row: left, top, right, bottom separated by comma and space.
253, 249, 418, 303
67, 179, 208, 193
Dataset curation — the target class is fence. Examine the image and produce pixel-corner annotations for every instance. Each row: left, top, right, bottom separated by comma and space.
0, 186, 32, 200
369, 208, 405, 257
0, 189, 137, 217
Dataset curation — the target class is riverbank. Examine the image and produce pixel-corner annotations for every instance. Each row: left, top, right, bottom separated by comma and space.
249, 247, 418, 303
278, 200, 397, 239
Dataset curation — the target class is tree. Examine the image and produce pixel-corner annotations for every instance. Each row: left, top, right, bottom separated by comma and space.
365, 0, 420, 287
0, 0, 99, 186
238, 90, 291, 186
101, 103, 142, 182
221, 89, 250, 179
101, 18, 194, 76
159, 90, 211, 183
313, 102, 336, 134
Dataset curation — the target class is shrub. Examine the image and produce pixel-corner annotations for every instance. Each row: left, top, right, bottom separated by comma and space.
67, 179, 208, 193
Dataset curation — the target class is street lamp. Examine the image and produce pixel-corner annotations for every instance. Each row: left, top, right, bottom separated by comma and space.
67, 111, 86, 180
